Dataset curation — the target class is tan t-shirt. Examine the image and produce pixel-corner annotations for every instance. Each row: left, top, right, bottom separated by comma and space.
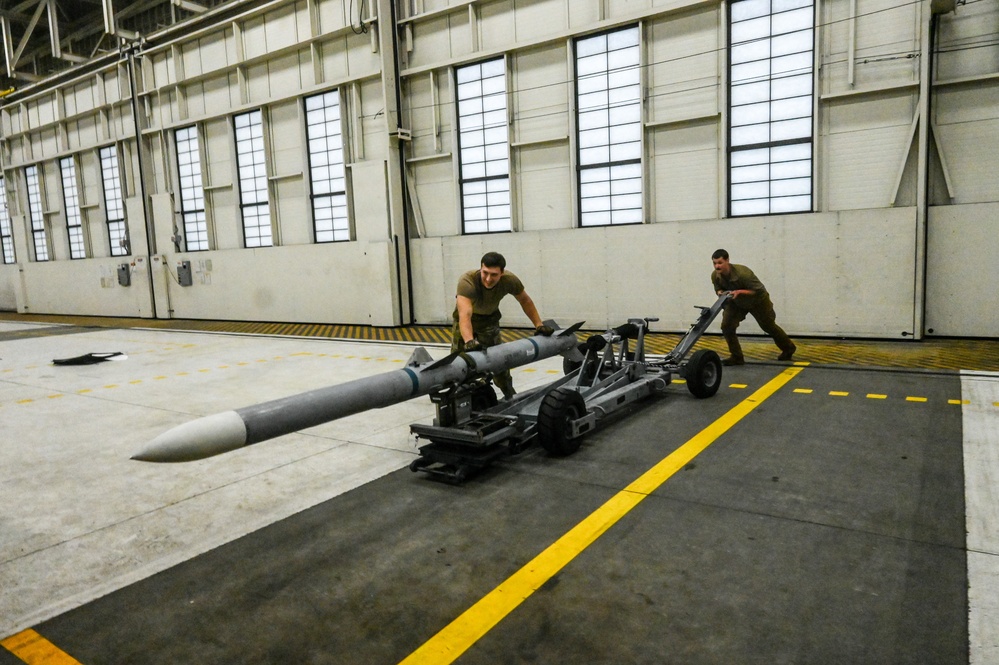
452, 269, 525, 319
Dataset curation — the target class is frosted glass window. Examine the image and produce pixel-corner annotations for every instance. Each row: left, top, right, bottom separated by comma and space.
456, 58, 510, 233
25, 165, 48, 262
305, 90, 350, 242
60, 157, 86, 259
99, 146, 128, 256
175, 125, 209, 251
0, 178, 14, 264
729, 0, 814, 217
575, 26, 643, 227
234, 110, 272, 247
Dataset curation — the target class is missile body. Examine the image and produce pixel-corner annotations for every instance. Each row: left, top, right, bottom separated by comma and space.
133, 331, 579, 463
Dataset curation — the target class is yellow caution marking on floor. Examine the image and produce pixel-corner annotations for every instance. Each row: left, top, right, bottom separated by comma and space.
729, 384, 747, 389
1, 628, 82, 664
399, 366, 803, 665
793, 388, 812, 394
829, 391, 849, 397
867, 394, 887, 400
906, 396, 928, 402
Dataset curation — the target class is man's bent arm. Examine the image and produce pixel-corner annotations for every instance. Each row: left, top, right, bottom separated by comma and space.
456, 295, 475, 342
514, 290, 544, 328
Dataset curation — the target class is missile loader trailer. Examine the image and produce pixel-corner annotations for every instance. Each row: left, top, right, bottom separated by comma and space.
409, 293, 732, 483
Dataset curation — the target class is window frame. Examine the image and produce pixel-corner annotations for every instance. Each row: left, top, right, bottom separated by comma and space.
59, 156, 87, 260
454, 56, 513, 235
0, 176, 15, 264
174, 125, 210, 251
233, 109, 273, 248
304, 89, 352, 243
573, 24, 645, 228
726, 0, 816, 217
25, 165, 48, 262
99, 145, 129, 257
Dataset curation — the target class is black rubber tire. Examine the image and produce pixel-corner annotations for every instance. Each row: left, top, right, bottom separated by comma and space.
685, 349, 723, 399
537, 387, 587, 456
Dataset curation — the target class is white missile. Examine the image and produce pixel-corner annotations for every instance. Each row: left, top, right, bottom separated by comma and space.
132, 326, 582, 463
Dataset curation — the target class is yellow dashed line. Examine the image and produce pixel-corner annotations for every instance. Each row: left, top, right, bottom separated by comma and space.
546, 369, 560, 374
672, 379, 686, 384
522, 368, 537, 373
730, 384, 747, 389
829, 391, 849, 397
17, 399, 33, 404
130, 380, 142, 384
948, 399, 969, 405
154, 376, 167, 380
793, 388, 812, 394
47, 394, 63, 399
77, 389, 91, 394
218, 365, 229, 369
867, 394, 887, 399
103, 385, 118, 389
906, 396, 928, 403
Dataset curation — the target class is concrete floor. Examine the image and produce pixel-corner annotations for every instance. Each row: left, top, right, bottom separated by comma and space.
1, 320, 997, 664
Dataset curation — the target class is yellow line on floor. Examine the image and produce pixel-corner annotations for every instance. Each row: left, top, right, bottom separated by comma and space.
399, 365, 804, 665
1, 628, 82, 664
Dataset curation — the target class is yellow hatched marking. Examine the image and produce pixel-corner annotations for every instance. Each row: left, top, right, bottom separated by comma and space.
399, 367, 803, 665
1, 628, 82, 664
867, 394, 887, 400
829, 391, 849, 397
793, 388, 812, 394
906, 396, 928, 403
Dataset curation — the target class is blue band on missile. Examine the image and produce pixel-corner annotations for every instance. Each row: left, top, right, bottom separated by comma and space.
402, 367, 420, 397
528, 337, 540, 361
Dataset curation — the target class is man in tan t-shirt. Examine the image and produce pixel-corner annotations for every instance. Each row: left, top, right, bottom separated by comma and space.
451, 251, 552, 399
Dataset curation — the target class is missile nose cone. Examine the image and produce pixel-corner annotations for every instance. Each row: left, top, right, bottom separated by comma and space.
132, 411, 249, 462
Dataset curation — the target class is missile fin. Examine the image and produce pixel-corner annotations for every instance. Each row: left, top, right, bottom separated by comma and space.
405, 346, 434, 367
423, 350, 462, 371
557, 321, 585, 337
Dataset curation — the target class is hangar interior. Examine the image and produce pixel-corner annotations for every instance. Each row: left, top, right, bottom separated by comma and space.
1, 0, 998, 664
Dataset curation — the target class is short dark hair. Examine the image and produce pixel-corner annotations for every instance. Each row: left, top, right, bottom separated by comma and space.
711, 248, 729, 260
480, 252, 506, 270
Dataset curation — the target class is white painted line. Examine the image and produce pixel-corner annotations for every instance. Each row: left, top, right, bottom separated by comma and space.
961, 370, 999, 665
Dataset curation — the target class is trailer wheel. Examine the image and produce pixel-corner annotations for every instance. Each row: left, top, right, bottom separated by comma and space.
685, 349, 722, 398
538, 387, 587, 456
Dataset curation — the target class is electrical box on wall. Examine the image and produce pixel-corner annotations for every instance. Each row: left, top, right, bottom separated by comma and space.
177, 260, 193, 286
117, 264, 131, 287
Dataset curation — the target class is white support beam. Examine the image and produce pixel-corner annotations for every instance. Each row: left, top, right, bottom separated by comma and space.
172, 0, 208, 14
46, 0, 60, 59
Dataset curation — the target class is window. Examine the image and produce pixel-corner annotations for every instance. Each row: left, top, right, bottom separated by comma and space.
99, 146, 129, 256
575, 26, 643, 227
728, 0, 815, 216
455, 58, 511, 234
0, 177, 14, 264
304, 91, 349, 242
60, 157, 86, 259
25, 165, 48, 261
175, 126, 209, 251
234, 110, 272, 248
